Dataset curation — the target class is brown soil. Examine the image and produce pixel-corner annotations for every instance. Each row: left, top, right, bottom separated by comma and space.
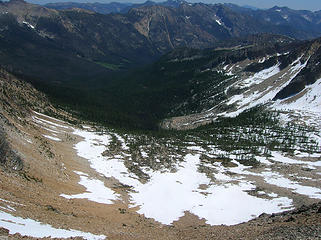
0, 112, 319, 240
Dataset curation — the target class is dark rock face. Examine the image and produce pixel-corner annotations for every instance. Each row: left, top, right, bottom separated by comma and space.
0, 124, 23, 171
274, 39, 321, 100
253, 202, 321, 240
1, 0, 321, 81
45, 1, 321, 42
44, 2, 133, 15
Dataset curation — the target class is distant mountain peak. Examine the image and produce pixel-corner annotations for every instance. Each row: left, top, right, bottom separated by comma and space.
144, 0, 155, 4
242, 5, 259, 10
9, 0, 26, 3
165, 0, 187, 3
161, 0, 188, 8
271, 6, 290, 11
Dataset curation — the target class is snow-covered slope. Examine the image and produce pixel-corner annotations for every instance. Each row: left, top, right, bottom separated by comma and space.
162, 38, 321, 130
0, 50, 320, 239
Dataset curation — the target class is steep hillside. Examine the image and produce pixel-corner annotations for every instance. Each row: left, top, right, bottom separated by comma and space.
0, 68, 52, 171
0, 0, 158, 84
44, 0, 187, 14
46, 1, 321, 41
274, 38, 321, 99
1, 5, 316, 131
0, 67, 320, 239
158, 37, 321, 129
1, 0, 321, 87
0, 1, 320, 239
14, 34, 316, 131
44, 1, 133, 14
247, 6, 321, 39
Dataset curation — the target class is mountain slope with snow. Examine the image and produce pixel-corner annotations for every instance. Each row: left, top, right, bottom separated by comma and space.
1, 68, 320, 238
161, 37, 321, 130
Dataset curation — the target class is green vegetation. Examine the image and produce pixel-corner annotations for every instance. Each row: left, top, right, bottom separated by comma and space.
33, 48, 233, 130
97, 106, 320, 176
95, 62, 122, 70
188, 106, 320, 160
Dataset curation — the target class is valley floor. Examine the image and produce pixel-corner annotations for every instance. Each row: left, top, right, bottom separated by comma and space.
0, 109, 320, 239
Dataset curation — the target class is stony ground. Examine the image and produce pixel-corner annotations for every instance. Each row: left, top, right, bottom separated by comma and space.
0, 69, 320, 240
0, 111, 319, 240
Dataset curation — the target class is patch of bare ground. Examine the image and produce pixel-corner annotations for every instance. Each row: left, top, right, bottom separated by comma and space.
0, 68, 320, 239
0, 112, 320, 239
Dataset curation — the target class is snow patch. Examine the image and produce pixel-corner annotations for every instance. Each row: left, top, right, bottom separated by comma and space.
32, 116, 70, 130
33, 111, 65, 123
72, 129, 295, 226
22, 21, 35, 29
240, 64, 280, 89
43, 134, 61, 142
263, 172, 321, 199
274, 78, 321, 113
60, 171, 119, 204
215, 19, 222, 25
270, 151, 321, 167
221, 56, 308, 118
0, 211, 106, 239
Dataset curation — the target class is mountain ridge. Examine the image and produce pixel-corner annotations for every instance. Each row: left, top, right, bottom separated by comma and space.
0, 61, 320, 239
0, 0, 321, 130
0, 1, 320, 238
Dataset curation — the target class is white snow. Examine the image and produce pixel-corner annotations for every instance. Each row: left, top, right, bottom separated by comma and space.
0, 205, 15, 212
221, 56, 308, 118
72, 129, 295, 226
43, 134, 61, 142
42, 126, 60, 134
212, 153, 321, 200
60, 171, 119, 204
187, 146, 206, 152
32, 116, 70, 129
268, 192, 279, 198
22, 21, 35, 29
0, 198, 24, 207
191, 182, 292, 225
263, 172, 321, 199
114, 133, 130, 150
73, 129, 141, 187
302, 15, 312, 22
33, 111, 66, 124
270, 152, 321, 167
25, 138, 33, 144
215, 19, 222, 25
274, 78, 321, 112
131, 155, 207, 224
240, 64, 280, 89
256, 156, 272, 165
0, 210, 106, 239
141, 151, 148, 158
294, 150, 321, 158
130, 154, 292, 225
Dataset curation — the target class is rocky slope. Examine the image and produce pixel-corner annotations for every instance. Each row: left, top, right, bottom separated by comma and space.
44, 1, 133, 14
0, 68, 52, 171
0, 2, 320, 239
0, 68, 320, 239
159, 37, 321, 130
1, 0, 321, 85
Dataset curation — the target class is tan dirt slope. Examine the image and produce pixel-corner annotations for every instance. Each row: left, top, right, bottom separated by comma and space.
0, 69, 320, 239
